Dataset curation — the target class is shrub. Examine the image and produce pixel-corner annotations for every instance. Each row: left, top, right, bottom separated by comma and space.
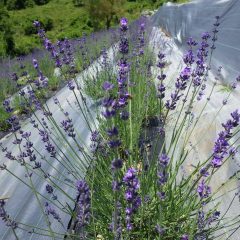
6, 0, 34, 10
34, 0, 51, 5
73, 0, 85, 7
24, 17, 53, 36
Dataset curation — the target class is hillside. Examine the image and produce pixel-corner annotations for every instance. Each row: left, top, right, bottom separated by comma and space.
0, 0, 186, 57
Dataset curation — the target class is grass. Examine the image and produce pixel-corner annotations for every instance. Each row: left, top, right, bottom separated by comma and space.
9, 0, 89, 55
4, 0, 187, 56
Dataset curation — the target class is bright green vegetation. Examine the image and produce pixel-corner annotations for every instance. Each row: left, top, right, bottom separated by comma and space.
0, 0, 187, 57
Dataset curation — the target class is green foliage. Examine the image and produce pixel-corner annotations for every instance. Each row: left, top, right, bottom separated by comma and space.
0, 0, 186, 57
4, 33, 15, 55
0, 107, 11, 131
24, 17, 53, 35
83, 68, 117, 101
14, 36, 37, 55
3, 0, 51, 10
0, 7, 15, 56
34, 0, 51, 5
85, 0, 125, 30
5, 0, 34, 10
12, 96, 29, 114
72, 0, 84, 7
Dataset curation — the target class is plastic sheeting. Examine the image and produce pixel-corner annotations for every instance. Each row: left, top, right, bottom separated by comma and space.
0, 47, 117, 240
150, 0, 240, 239
151, 0, 240, 83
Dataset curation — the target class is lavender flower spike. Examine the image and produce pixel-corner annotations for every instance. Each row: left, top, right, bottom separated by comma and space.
123, 168, 141, 231
211, 109, 240, 168
197, 180, 211, 199
76, 180, 91, 229
181, 234, 189, 240
0, 200, 18, 229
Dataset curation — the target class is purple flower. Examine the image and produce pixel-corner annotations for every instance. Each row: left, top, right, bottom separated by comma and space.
159, 154, 169, 167
112, 180, 121, 191
38, 130, 56, 157
101, 48, 108, 67
123, 168, 141, 231
180, 67, 191, 80
200, 167, 209, 177
221, 99, 227, 106
102, 97, 117, 119
90, 130, 105, 155
45, 202, 61, 222
157, 172, 168, 186
158, 127, 165, 136
33, 20, 41, 28
108, 139, 121, 148
120, 18, 128, 31
120, 110, 129, 120
10, 72, 18, 81
7, 115, 21, 132
140, 22, 145, 31
61, 118, 76, 138
119, 18, 129, 55
181, 234, 189, 240
156, 50, 166, 101
67, 80, 75, 91
201, 32, 211, 40
46, 184, 53, 194
111, 158, 123, 170
197, 180, 211, 199
102, 81, 114, 91
3, 99, 13, 113
193, 76, 201, 87
165, 91, 182, 110
119, 39, 129, 55
33, 59, 38, 69
157, 191, 166, 200
76, 180, 91, 228
231, 82, 237, 89
138, 21, 145, 55
211, 110, 240, 168
107, 126, 118, 137
207, 211, 220, 225
0, 200, 18, 229
183, 50, 195, 65
231, 110, 240, 126
187, 37, 197, 46
123, 168, 136, 182
155, 224, 165, 235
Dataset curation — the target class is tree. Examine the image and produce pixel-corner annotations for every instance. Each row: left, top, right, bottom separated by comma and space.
86, 0, 125, 30
5, 0, 34, 10
73, 0, 84, 7
34, 0, 50, 5
0, 7, 15, 56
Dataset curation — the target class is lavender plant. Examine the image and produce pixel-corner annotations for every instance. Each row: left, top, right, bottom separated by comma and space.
1, 15, 240, 240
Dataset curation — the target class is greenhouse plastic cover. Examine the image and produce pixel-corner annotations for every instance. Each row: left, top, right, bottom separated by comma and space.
150, 0, 240, 239
0, 46, 117, 240
151, 0, 240, 82
1, 0, 240, 239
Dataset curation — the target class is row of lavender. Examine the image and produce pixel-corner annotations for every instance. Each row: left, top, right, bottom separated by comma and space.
1, 13, 240, 240
0, 24, 119, 132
